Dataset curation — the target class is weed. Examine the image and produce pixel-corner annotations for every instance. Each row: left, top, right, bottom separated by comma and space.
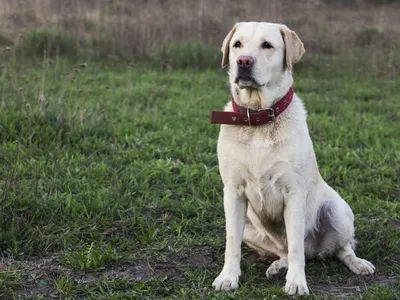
0, 268, 21, 297
54, 274, 75, 296
62, 242, 120, 271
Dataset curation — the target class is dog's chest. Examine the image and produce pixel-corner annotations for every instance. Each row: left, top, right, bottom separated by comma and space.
238, 139, 285, 222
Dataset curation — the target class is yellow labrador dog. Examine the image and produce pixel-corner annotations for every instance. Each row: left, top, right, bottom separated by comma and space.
211, 22, 375, 296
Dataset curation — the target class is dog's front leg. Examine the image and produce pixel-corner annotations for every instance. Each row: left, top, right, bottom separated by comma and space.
212, 186, 247, 291
283, 189, 309, 295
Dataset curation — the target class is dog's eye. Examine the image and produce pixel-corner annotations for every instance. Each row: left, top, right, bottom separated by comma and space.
233, 41, 242, 48
261, 41, 273, 49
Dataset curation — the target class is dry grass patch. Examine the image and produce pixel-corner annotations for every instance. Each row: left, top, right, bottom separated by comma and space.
0, 0, 399, 75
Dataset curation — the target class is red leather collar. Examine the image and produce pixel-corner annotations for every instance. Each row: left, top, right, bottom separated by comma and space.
210, 86, 294, 126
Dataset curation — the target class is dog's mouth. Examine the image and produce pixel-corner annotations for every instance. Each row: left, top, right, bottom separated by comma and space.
235, 68, 261, 89
235, 75, 261, 89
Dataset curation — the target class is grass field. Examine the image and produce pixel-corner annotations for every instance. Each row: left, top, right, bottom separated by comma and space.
0, 52, 399, 299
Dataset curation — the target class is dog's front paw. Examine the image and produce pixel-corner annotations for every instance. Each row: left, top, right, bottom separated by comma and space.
284, 270, 309, 295
212, 268, 240, 291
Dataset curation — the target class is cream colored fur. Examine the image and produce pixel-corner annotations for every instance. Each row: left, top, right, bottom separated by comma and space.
212, 22, 375, 296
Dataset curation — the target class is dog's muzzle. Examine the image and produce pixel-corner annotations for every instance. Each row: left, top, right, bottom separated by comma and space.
235, 55, 260, 88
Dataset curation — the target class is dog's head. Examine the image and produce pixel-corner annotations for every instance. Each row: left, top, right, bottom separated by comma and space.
221, 22, 305, 89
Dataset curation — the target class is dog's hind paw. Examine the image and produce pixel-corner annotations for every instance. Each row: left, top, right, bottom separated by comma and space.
266, 257, 288, 279
348, 257, 375, 275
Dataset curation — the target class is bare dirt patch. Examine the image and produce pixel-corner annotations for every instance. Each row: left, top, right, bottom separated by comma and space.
3, 247, 398, 299
105, 259, 180, 281
3, 255, 69, 298
316, 274, 398, 299
105, 245, 215, 281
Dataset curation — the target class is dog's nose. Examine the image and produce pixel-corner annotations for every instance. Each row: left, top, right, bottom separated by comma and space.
236, 55, 254, 67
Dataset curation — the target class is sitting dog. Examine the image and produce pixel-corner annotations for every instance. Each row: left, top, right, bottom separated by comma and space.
210, 22, 375, 296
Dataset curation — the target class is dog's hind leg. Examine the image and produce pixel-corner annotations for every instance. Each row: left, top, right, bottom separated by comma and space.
315, 189, 375, 275
337, 242, 375, 275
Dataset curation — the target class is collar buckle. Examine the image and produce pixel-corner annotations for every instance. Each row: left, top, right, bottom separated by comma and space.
258, 107, 275, 122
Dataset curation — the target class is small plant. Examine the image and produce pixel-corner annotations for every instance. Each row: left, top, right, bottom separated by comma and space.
0, 268, 21, 294
62, 242, 120, 271
54, 274, 75, 296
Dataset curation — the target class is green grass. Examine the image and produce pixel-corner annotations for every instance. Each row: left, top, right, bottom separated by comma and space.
0, 54, 399, 299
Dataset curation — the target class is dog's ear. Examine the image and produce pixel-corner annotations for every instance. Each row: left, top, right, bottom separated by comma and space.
279, 25, 305, 70
221, 23, 241, 69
